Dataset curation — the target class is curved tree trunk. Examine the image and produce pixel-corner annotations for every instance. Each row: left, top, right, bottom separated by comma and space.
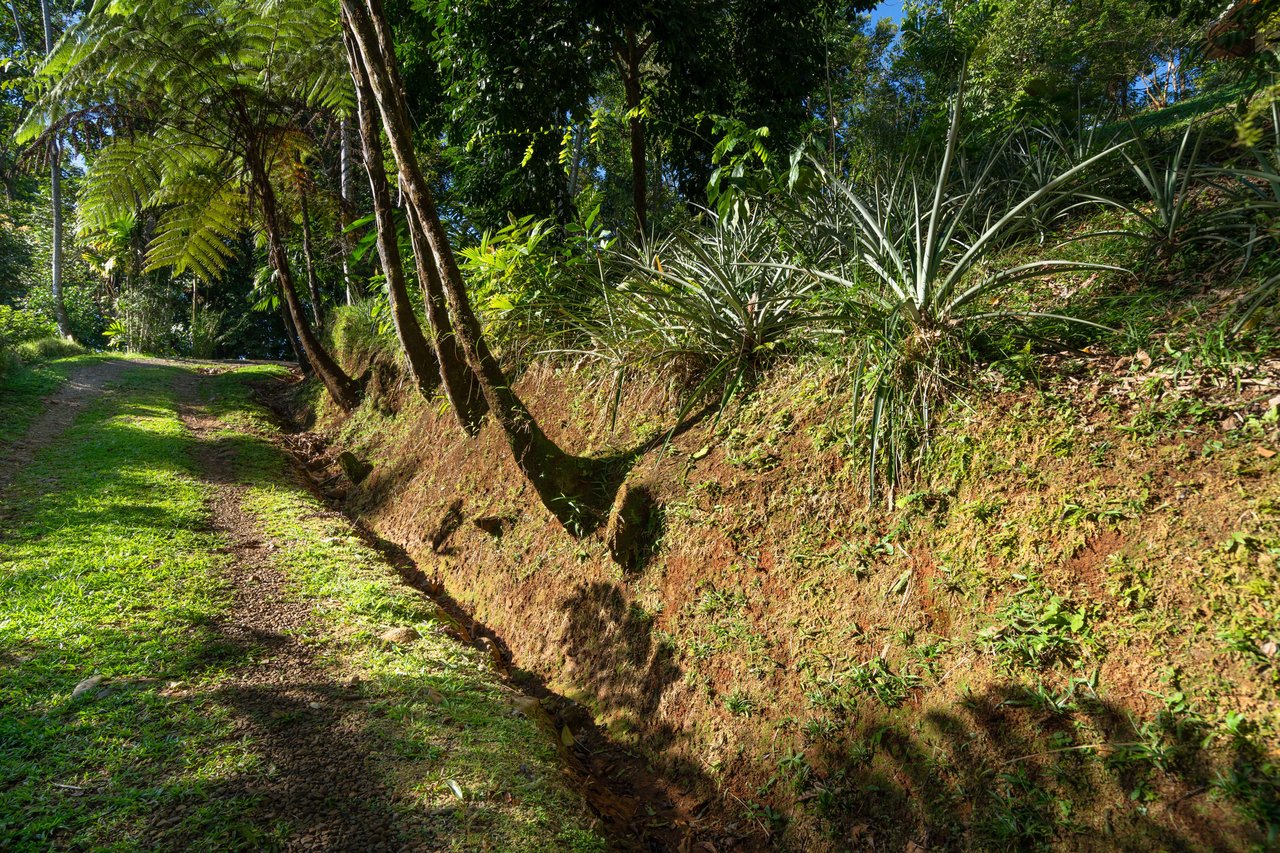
343, 0, 595, 528
341, 9, 487, 432
345, 32, 440, 399
249, 152, 361, 412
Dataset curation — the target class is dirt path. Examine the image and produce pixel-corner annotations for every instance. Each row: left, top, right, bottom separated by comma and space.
2, 359, 695, 848
172, 372, 412, 850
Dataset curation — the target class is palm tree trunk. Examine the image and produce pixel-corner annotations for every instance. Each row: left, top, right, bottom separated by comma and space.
343, 0, 594, 525
40, 0, 71, 339
342, 12, 486, 431
347, 38, 440, 399
249, 152, 360, 412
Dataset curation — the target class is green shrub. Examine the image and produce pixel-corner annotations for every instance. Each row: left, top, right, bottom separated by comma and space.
15, 336, 86, 360
329, 299, 398, 369
0, 305, 58, 349
457, 208, 611, 358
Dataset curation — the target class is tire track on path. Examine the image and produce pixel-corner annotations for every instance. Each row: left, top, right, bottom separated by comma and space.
170, 369, 409, 851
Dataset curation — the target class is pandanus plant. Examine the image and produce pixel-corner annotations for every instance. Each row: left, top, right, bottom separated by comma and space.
575, 204, 822, 428
800, 76, 1131, 500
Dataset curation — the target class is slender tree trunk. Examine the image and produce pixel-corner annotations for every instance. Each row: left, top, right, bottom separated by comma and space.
342, 6, 487, 431
343, 0, 594, 524
9, 1, 24, 52
249, 152, 360, 411
346, 35, 441, 399
280, 297, 312, 374
40, 0, 71, 339
298, 187, 324, 328
339, 119, 360, 304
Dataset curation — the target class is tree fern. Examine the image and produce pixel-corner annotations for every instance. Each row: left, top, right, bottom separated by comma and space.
21, 0, 351, 283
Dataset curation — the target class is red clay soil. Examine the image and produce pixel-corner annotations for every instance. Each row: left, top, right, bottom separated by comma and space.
253, 375, 751, 851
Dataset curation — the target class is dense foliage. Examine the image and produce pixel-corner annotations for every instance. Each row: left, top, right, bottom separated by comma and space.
2, 0, 1278, 469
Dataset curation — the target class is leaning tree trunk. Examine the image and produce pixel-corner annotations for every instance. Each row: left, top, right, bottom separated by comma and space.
346, 37, 441, 399
343, 0, 595, 526
342, 10, 487, 431
40, 0, 71, 339
248, 153, 361, 412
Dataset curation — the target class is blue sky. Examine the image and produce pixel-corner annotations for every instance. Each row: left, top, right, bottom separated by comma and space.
874, 0, 907, 22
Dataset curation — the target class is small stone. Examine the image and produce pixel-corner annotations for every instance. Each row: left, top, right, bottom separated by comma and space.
309, 702, 323, 709
378, 626, 420, 646
1261, 640, 1278, 658
72, 674, 105, 700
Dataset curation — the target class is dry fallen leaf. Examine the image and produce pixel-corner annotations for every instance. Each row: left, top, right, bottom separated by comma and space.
1257, 446, 1277, 459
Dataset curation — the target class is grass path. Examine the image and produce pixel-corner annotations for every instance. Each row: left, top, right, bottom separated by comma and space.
0, 359, 605, 851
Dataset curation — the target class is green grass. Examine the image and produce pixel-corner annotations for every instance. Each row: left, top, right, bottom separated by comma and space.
0, 352, 110, 449
206, 365, 608, 851
0, 362, 606, 851
0, 364, 257, 849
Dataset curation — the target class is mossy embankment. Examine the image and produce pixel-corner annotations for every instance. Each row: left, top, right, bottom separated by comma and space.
295, 326, 1280, 851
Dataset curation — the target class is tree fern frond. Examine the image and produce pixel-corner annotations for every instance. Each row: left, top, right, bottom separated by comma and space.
145, 176, 246, 281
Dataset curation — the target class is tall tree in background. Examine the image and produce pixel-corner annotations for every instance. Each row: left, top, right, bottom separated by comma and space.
37, 0, 68, 338
424, 0, 591, 226
896, 0, 1190, 139
23, 0, 363, 408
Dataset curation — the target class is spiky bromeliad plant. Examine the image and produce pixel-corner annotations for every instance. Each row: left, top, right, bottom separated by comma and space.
804, 77, 1130, 501
1214, 100, 1280, 334
1072, 122, 1245, 267
580, 203, 822, 424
